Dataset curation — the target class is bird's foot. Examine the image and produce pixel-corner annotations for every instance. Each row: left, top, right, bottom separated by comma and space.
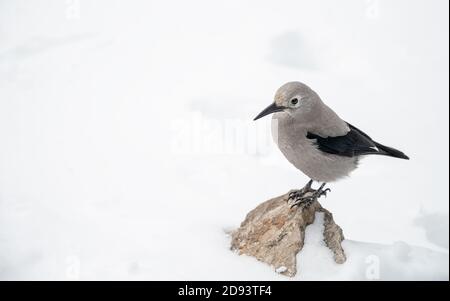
289, 194, 315, 209
289, 186, 331, 210
287, 180, 314, 202
288, 188, 313, 202
315, 187, 331, 199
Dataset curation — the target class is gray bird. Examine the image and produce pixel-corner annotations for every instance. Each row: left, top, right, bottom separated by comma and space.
254, 81, 409, 207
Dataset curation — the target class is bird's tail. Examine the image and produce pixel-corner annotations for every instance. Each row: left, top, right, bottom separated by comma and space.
374, 142, 410, 160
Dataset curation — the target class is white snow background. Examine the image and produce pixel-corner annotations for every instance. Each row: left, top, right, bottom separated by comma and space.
0, 0, 448, 280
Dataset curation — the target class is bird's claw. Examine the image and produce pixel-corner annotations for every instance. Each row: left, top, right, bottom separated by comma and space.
287, 180, 314, 202
288, 190, 310, 204
318, 188, 331, 198
288, 190, 302, 199
287, 187, 314, 202
290, 196, 315, 209
288, 187, 331, 210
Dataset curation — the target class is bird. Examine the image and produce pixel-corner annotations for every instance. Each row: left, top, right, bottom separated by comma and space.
253, 81, 409, 208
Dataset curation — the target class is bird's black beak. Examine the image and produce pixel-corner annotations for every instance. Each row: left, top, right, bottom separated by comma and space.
253, 103, 285, 121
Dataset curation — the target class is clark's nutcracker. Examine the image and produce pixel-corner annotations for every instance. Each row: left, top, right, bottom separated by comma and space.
254, 82, 409, 207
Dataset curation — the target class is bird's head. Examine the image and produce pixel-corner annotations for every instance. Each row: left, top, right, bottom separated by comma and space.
253, 81, 320, 121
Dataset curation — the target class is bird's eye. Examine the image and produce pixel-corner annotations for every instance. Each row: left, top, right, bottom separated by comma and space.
290, 98, 299, 106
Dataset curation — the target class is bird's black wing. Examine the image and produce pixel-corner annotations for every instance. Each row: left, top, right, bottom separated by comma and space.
306, 123, 379, 157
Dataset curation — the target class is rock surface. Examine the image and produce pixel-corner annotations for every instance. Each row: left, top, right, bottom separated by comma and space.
230, 190, 346, 277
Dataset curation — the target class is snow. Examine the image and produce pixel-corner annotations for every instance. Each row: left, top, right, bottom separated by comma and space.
0, 0, 448, 280
275, 266, 288, 274
296, 213, 448, 281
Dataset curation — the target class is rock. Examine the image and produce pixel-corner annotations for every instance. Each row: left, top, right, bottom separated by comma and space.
230, 190, 346, 277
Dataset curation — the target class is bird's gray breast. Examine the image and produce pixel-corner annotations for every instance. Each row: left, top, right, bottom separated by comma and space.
271, 115, 358, 183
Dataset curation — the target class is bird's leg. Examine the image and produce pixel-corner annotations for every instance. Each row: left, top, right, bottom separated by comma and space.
290, 182, 331, 209
313, 182, 331, 199
288, 179, 314, 201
